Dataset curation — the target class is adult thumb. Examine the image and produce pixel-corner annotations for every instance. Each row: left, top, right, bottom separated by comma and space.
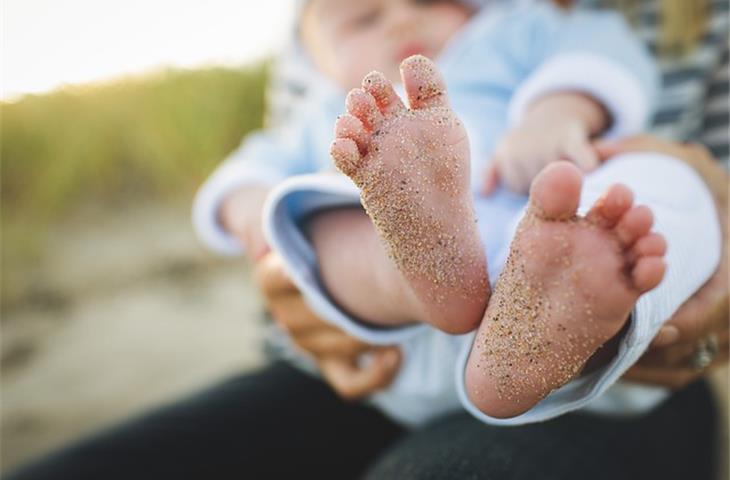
319, 348, 401, 401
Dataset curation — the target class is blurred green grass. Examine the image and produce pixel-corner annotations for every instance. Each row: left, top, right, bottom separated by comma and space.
1, 63, 269, 287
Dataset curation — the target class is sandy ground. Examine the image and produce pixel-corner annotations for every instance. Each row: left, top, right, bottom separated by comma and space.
1, 204, 728, 476
1, 205, 266, 472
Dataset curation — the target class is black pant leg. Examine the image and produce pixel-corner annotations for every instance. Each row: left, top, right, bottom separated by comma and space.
366, 380, 718, 480
6, 362, 405, 480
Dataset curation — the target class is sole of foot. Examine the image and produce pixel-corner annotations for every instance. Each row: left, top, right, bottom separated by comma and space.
330, 55, 490, 334
465, 161, 667, 418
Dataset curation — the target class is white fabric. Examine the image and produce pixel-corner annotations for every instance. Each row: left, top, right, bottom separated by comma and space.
264, 153, 720, 425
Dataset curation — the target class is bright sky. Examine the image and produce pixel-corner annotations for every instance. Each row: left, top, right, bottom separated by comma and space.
1, 0, 296, 100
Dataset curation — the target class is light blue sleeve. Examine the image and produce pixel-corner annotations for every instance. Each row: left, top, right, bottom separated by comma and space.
192, 111, 319, 255
223, 109, 318, 186
504, 4, 660, 136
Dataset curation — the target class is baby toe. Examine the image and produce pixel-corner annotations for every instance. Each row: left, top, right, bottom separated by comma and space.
335, 114, 369, 154
400, 55, 450, 110
629, 232, 667, 263
346, 88, 383, 131
631, 256, 666, 292
362, 71, 405, 116
586, 184, 633, 228
331, 138, 363, 177
615, 205, 654, 247
528, 162, 582, 220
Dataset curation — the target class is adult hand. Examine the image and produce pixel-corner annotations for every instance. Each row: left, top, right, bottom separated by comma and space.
254, 252, 401, 400
595, 136, 729, 389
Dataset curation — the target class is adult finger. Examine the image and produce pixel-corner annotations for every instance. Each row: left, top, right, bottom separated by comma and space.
593, 135, 681, 160
623, 363, 702, 390
623, 344, 729, 390
254, 252, 298, 297
663, 290, 729, 346
293, 328, 371, 359
594, 136, 726, 199
649, 325, 681, 348
653, 246, 729, 348
638, 340, 701, 367
268, 293, 328, 335
319, 348, 402, 400
594, 137, 717, 178
641, 328, 729, 367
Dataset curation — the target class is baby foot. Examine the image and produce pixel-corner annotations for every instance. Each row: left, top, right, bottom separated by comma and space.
465, 161, 666, 418
330, 55, 489, 334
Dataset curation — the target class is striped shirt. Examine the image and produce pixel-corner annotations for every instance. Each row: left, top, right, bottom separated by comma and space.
607, 0, 729, 167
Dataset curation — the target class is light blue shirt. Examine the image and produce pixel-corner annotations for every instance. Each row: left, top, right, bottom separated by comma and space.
194, 2, 682, 426
195, 3, 657, 256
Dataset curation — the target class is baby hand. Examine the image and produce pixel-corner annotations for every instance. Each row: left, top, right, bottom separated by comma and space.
482, 92, 608, 195
482, 119, 600, 195
220, 186, 271, 262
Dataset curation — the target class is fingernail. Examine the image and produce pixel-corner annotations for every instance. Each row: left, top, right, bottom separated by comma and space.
654, 325, 680, 347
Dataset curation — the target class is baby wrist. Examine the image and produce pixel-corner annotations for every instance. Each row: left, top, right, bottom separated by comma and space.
524, 92, 610, 136
220, 186, 269, 239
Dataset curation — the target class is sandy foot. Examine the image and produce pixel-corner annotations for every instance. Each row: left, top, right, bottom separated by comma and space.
331, 55, 489, 334
466, 161, 666, 418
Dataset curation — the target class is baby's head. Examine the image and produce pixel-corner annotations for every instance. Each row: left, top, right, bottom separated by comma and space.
299, 0, 473, 90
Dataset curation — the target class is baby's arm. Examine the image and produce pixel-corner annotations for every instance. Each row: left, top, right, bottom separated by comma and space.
219, 186, 271, 262
193, 112, 318, 258
483, 91, 609, 194
482, 4, 660, 195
